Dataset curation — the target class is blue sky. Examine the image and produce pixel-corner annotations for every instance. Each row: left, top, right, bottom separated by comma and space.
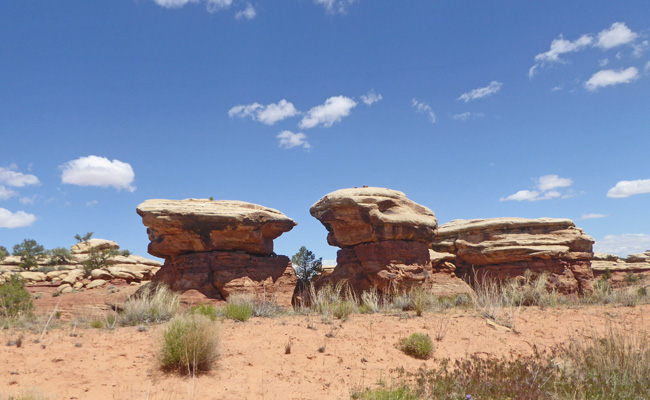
1, 0, 649, 262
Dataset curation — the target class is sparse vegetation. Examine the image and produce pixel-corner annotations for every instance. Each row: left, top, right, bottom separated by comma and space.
399, 333, 433, 360
47, 247, 73, 266
12, 239, 47, 271
80, 247, 118, 276
119, 284, 180, 326
0, 275, 34, 318
0, 245, 8, 262
222, 296, 254, 322
159, 314, 220, 375
352, 386, 418, 400
190, 304, 220, 321
74, 232, 94, 243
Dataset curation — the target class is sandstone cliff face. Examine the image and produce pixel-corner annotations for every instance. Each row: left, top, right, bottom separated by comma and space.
432, 218, 595, 295
137, 199, 298, 305
311, 188, 473, 297
136, 199, 297, 258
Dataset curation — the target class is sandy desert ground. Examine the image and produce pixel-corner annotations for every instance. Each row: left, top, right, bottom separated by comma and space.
2, 284, 650, 400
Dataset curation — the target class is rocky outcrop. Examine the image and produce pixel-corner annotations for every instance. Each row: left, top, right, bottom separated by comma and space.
592, 251, 650, 287
0, 239, 161, 290
432, 218, 595, 295
311, 187, 473, 297
136, 199, 297, 258
137, 199, 298, 306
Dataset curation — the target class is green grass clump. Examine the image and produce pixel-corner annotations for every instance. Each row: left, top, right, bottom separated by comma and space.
190, 304, 220, 321
159, 314, 220, 375
119, 283, 180, 326
352, 386, 418, 400
332, 300, 355, 321
399, 333, 434, 360
222, 301, 253, 322
89, 319, 104, 329
0, 274, 34, 318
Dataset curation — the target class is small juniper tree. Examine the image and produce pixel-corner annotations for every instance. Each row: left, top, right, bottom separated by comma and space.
74, 232, 94, 243
12, 239, 47, 271
0, 246, 8, 262
291, 246, 323, 284
81, 247, 118, 276
49, 247, 74, 265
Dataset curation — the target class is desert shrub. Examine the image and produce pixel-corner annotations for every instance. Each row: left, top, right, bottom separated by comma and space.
36, 266, 55, 274
624, 271, 641, 284
48, 247, 73, 266
89, 318, 104, 329
221, 295, 256, 321
12, 239, 47, 271
252, 296, 283, 318
0, 275, 34, 318
332, 300, 354, 321
0, 245, 8, 262
471, 276, 518, 329
360, 288, 381, 313
120, 249, 131, 257
399, 333, 434, 360
352, 386, 418, 400
190, 304, 220, 321
505, 271, 559, 308
119, 284, 180, 326
159, 314, 220, 375
81, 248, 118, 276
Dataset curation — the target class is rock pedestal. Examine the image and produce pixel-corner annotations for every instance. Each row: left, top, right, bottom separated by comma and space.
137, 199, 298, 305
310, 187, 473, 296
432, 218, 595, 295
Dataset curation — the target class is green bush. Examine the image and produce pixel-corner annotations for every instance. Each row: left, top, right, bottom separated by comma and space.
81, 247, 118, 276
399, 333, 434, 360
222, 302, 253, 322
159, 314, 220, 375
332, 300, 354, 321
0, 245, 8, 262
119, 284, 180, 326
12, 239, 47, 271
190, 304, 220, 321
0, 274, 34, 318
48, 247, 73, 266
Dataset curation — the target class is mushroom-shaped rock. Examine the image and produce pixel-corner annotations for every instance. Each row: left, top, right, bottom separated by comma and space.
310, 187, 438, 248
137, 199, 297, 258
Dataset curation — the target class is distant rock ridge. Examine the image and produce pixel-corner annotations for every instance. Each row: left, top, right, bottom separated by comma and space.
310, 187, 473, 297
591, 250, 650, 287
432, 217, 595, 295
136, 199, 298, 305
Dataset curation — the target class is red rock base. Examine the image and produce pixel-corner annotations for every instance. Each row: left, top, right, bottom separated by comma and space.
152, 251, 298, 306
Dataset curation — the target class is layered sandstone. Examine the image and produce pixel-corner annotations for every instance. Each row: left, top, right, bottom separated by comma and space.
311, 187, 473, 297
136, 199, 297, 258
591, 251, 650, 287
432, 218, 595, 295
137, 199, 298, 305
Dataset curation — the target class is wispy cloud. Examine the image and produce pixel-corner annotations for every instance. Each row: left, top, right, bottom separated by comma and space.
452, 112, 484, 121
0, 208, 37, 228
314, 0, 357, 14
277, 131, 310, 150
582, 213, 609, 220
60, 155, 136, 192
411, 99, 436, 123
229, 99, 299, 125
153, 0, 233, 13
596, 22, 639, 50
361, 89, 382, 106
594, 233, 650, 257
458, 81, 502, 102
86, 200, 99, 208
607, 179, 650, 198
584, 67, 639, 91
529, 34, 593, 77
235, 3, 256, 20
0, 166, 39, 187
500, 174, 573, 202
0, 186, 17, 201
299, 96, 357, 129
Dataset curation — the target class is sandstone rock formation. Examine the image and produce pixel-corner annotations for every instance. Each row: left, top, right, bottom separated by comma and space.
136, 199, 297, 258
311, 187, 473, 297
71, 239, 119, 254
137, 199, 298, 305
432, 218, 595, 295
592, 251, 650, 287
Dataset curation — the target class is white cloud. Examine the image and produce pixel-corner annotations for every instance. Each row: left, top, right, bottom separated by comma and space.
86, 200, 99, 208
581, 213, 609, 220
361, 89, 382, 106
607, 179, 650, 198
453, 112, 484, 121
536, 174, 573, 191
314, 0, 357, 14
60, 155, 136, 192
411, 99, 436, 123
458, 81, 502, 102
632, 40, 649, 58
585, 67, 639, 91
0, 186, 17, 201
229, 100, 299, 125
646, 61, 650, 73
594, 234, 650, 257
153, 0, 233, 13
596, 22, 638, 50
299, 96, 357, 129
551, 86, 563, 92
277, 131, 310, 150
235, 3, 256, 20
501, 174, 574, 202
599, 58, 609, 67
0, 166, 40, 187
0, 208, 37, 228
535, 34, 594, 64
19, 195, 37, 205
